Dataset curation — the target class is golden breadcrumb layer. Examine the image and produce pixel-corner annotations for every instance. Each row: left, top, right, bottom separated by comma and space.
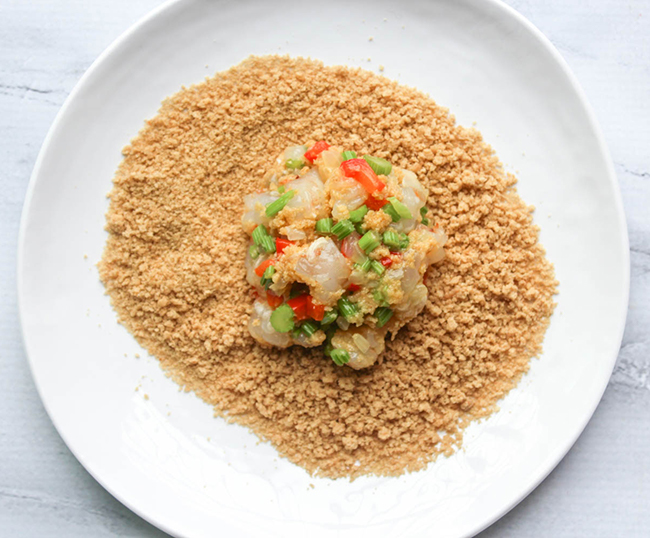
98, 56, 557, 479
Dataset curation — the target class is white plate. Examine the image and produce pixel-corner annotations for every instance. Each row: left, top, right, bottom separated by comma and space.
18, 0, 629, 537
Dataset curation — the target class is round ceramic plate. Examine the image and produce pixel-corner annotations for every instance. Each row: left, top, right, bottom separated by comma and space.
18, 0, 629, 537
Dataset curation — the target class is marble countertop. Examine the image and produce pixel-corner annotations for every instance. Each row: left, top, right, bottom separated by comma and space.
1, 1, 648, 536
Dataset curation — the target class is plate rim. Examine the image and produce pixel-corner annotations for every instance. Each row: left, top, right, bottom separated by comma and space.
17, 0, 630, 536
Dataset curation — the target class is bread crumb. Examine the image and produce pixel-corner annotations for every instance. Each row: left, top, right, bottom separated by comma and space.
379, 65, 384, 72
369, 36, 374, 41
99, 56, 556, 480
143, 393, 149, 401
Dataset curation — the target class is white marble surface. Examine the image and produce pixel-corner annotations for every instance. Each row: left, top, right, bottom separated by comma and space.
1, 0, 649, 536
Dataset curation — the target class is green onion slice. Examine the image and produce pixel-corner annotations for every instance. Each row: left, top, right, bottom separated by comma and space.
252, 224, 269, 246
341, 150, 357, 161
259, 235, 276, 254
358, 258, 372, 272
285, 158, 305, 170
260, 265, 276, 288
300, 320, 319, 337
348, 205, 368, 224
370, 260, 385, 275
248, 244, 260, 259
399, 232, 410, 250
337, 297, 359, 320
383, 204, 400, 222
358, 230, 381, 253
315, 217, 333, 234
387, 197, 412, 220
363, 155, 392, 176
320, 309, 338, 326
331, 219, 354, 240
382, 230, 401, 249
331, 348, 350, 366
270, 303, 295, 333
265, 190, 296, 217
374, 307, 393, 328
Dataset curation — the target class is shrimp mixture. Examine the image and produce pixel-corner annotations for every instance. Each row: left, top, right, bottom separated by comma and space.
243, 142, 447, 369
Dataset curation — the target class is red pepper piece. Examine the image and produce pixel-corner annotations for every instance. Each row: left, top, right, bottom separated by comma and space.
340, 158, 386, 194
380, 257, 393, 268
266, 291, 283, 309
306, 296, 325, 321
275, 238, 294, 255
347, 283, 361, 293
287, 295, 309, 321
365, 195, 388, 210
304, 141, 330, 163
254, 258, 275, 277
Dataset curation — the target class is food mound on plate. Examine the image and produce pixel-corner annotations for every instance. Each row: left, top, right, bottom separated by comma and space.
242, 141, 447, 369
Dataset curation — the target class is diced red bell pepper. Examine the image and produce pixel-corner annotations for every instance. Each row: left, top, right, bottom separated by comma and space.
340, 158, 386, 194
365, 195, 388, 210
266, 291, 283, 309
304, 141, 330, 163
306, 296, 325, 321
275, 238, 294, 255
347, 283, 361, 293
380, 257, 393, 268
287, 295, 309, 321
254, 258, 275, 277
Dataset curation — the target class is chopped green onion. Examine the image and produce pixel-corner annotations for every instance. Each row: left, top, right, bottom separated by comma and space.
399, 232, 410, 250
383, 204, 400, 222
354, 222, 365, 235
259, 235, 276, 254
321, 309, 338, 326
331, 219, 354, 240
420, 206, 429, 226
265, 189, 296, 217
270, 303, 295, 333
331, 348, 350, 366
382, 230, 402, 249
260, 265, 276, 288
285, 158, 304, 170
324, 343, 334, 357
358, 258, 372, 272
370, 260, 385, 275
315, 218, 333, 234
291, 326, 303, 339
248, 244, 260, 259
373, 288, 389, 307
337, 297, 359, 319
301, 320, 319, 337
252, 224, 269, 246
278, 185, 286, 194
374, 307, 393, 328
348, 205, 368, 224
363, 155, 392, 176
387, 197, 412, 220
341, 150, 357, 161
358, 230, 381, 253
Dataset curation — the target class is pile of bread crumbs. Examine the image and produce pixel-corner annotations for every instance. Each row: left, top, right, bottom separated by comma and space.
98, 56, 557, 479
